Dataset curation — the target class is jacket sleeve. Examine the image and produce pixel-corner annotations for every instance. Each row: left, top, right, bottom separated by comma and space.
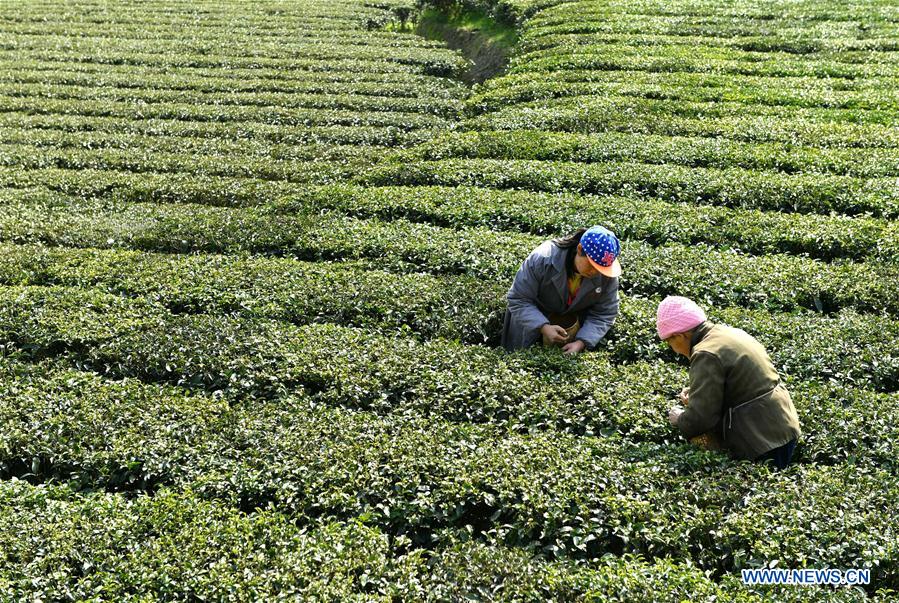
575, 277, 619, 349
506, 250, 550, 332
679, 351, 726, 438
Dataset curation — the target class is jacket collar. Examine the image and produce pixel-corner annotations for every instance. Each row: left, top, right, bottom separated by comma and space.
689, 321, 714, 351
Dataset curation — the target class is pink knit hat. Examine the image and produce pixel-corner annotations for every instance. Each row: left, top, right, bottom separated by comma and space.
656, 296, 707, 340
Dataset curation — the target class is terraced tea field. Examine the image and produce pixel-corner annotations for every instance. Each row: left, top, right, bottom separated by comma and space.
0, 0, 897, 600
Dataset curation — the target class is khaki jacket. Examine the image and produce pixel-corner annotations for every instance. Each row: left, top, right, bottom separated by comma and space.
678, 322, 801, 460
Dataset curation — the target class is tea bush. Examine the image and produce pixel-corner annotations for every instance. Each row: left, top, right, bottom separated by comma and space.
4, 478, 880, 601
367, 158, 899, 217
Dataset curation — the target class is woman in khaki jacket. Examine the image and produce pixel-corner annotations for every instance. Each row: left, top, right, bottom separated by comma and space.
658, 296, 801, 468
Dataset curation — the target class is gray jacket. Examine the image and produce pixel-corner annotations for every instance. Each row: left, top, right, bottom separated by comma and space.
501, 240, 619, 351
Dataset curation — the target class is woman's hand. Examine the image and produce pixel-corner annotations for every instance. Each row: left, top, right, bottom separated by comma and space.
668, 406, 685, 426
679, 387, 689, 405
562, 340, 586, 355
541, 324, 569, 344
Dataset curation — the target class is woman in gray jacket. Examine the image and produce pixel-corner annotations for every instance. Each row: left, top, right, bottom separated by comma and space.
501, 226, 622, 355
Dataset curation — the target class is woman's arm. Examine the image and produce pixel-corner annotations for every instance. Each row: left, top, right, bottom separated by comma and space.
507, 249, 551, 331
678, 351, 726, 437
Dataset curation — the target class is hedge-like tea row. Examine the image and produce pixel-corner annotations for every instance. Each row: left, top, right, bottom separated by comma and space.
2, 113, 431, 147
419, 539, 878, 603
473, 71, 897, 116
1, 66, 466, 99
5, 30, 457, 58
0, 195, 534, 277
0, 243, 502, 343
9, 172, 897, 270
516, 30, 899, 62
365, 158, 899, 217
514, 47, 895, 74
0, 353, 654, 492
0, 12, 387, 28
2, 131, 388, 164
714, 464, 899, 576
507, 33, 898, 80
0, 82, 463, 117
494, 88, 893, 127
616, 243, 899, 315
8, 173, 891, 264
496, 58, 894, 88
509, 39, 899, 79
3, 46, 462, 78
787, 380, 899, 469
0, 58, 467, 93
1, 22, 452, 47
5, 481, 875, 602
2, 33, 459, 58
0, 181, 531, 263
0, 358, 227, 490
534, 0, 896, 21
514, 30, 898, 62
2, 15, 459, 52
0, 479, 423, 601
412, 130, 899, 178
467, 101, 899, 148
0, 0, 418, 23
4, 48, 466, 78
283, 184, 899, 262
0, 144, 361, 184
2, 190, 897, 315
0, 168, 297, 205
0, 58, 466, 99
0, 96, 451, 130
0, 285, 667, 428
527, 9, 899, 47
